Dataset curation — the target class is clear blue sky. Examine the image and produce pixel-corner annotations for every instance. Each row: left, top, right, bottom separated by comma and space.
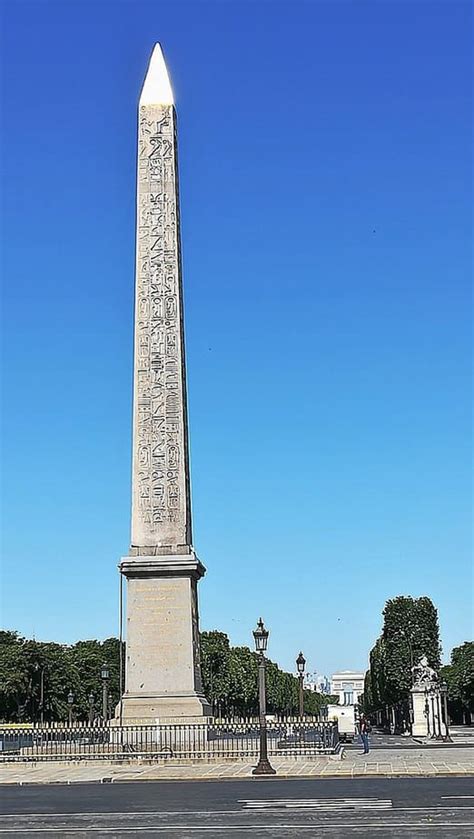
1, 0, 472, 678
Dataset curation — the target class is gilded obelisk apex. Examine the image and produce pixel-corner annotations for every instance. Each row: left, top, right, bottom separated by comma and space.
119, 44, 210, 721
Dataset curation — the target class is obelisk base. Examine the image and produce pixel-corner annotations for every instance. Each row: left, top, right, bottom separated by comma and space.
117, 693, 211, 723
118, 555, 211, 723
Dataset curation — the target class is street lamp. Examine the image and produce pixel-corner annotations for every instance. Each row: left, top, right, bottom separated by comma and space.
428, 686, 437, 739
424, 688, 430, 736
67, 690, 74, 726
439, 681, 452, 742
88, 692, 95, 725
251, 618, 276, 776
34, 664, 46, 725
296, 652, 306, 720
101, 663, 110, 722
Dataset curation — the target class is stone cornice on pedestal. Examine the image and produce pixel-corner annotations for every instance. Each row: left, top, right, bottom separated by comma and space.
119, 553, 206, 580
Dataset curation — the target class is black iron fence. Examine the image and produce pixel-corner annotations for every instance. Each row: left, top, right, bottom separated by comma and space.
0, 719, 339, 762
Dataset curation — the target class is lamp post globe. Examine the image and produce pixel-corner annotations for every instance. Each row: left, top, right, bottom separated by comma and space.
251, 619, 276, 776
253, 618, 269, 653
296, 652, 306, 674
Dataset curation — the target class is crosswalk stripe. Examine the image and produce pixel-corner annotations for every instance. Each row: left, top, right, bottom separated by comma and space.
239, 798, 393, 811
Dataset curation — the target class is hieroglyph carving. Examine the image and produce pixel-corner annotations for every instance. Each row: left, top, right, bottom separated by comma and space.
131, 104, 191, 551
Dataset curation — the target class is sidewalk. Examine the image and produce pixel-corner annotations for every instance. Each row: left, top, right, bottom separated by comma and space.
0, 747, 472, 784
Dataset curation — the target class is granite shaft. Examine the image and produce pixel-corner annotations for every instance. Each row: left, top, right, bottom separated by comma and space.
131, 103, 192, 554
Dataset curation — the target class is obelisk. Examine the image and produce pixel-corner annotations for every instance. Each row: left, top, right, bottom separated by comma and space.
119, 44, 211, 721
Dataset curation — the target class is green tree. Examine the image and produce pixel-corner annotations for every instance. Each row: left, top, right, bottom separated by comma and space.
69, 638, 121, 721
361, 669, 373, 715
382, 596, 441, 704
0, 632, 78, 723
441, 642, 474, 725
365, 596, 442, 712
227, 646, 259, 715
0, 632, 121, 723
0, 628, 336, 723
200, 631, 232, 714
0, 631, 30, 721
368, 637, 387, 712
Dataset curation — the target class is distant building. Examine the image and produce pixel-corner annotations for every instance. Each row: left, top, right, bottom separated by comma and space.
304, 673, 331, 694
317, 675, 331, 694
330, 671, 364, 706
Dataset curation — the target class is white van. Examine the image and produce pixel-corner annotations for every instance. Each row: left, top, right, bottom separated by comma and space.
326, 704, 356, 742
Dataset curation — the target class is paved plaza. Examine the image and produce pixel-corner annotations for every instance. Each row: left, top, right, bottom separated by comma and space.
0, 745, 472, 785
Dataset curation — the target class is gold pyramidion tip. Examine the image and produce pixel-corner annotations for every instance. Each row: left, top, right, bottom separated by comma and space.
140, 43, 174, 106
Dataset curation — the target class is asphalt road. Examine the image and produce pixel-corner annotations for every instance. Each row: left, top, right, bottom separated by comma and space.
345, 733, 472, 749
1, 776, 473, 837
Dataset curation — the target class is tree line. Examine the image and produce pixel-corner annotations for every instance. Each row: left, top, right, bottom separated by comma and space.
200, 631, 335, 717
0, 631, 122, 723
362, 596, 473, 725
441, 642, 474, 725
363, 596, 441, 713
0, 629, 335, 723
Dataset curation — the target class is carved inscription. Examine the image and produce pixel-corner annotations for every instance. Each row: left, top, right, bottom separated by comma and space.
132, 105, 189, 549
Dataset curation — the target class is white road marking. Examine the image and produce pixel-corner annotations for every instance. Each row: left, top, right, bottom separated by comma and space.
2, 806, 474, 818
239, 797, 392, 810
442, 796, 474, 799
0, 812, 240, 819
0, 824, 472, 833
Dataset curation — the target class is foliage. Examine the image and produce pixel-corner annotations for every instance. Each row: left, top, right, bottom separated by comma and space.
201, 630, 332, 717
1, 628, 334, 722
363, 596, 442, 713
0, 631, 122, 723
441, 642, 474, 724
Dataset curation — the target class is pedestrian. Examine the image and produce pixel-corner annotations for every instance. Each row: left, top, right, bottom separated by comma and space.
359, 714, 370, 754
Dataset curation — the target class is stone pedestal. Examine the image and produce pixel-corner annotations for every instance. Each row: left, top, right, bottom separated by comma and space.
411, 688, 429, 736
118, 555, 211, 723
411, 686, 445, 737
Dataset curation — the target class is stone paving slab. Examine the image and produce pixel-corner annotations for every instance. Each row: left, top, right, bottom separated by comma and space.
0, 747, 472, 784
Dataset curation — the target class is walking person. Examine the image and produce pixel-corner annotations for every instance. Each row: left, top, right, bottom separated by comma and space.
359, 714, 370, 754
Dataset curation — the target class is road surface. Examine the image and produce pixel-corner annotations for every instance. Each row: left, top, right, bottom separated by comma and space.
0, 776, 473, 836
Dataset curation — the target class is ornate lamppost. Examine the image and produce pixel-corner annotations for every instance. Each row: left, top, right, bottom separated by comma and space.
252, 618, 276, 776
101, 663, 110, 721
439, 681, 452, 741
34, 663, 46, 725
428, 686, 437, 739
296, 652, 306, 720
67, 690, 74, 726
424, 688, 430, 736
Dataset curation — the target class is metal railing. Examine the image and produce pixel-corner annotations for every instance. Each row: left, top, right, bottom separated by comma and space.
0, 719, 339, 762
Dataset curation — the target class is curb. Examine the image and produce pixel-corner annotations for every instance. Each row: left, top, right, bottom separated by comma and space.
2, 770, 474, 786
